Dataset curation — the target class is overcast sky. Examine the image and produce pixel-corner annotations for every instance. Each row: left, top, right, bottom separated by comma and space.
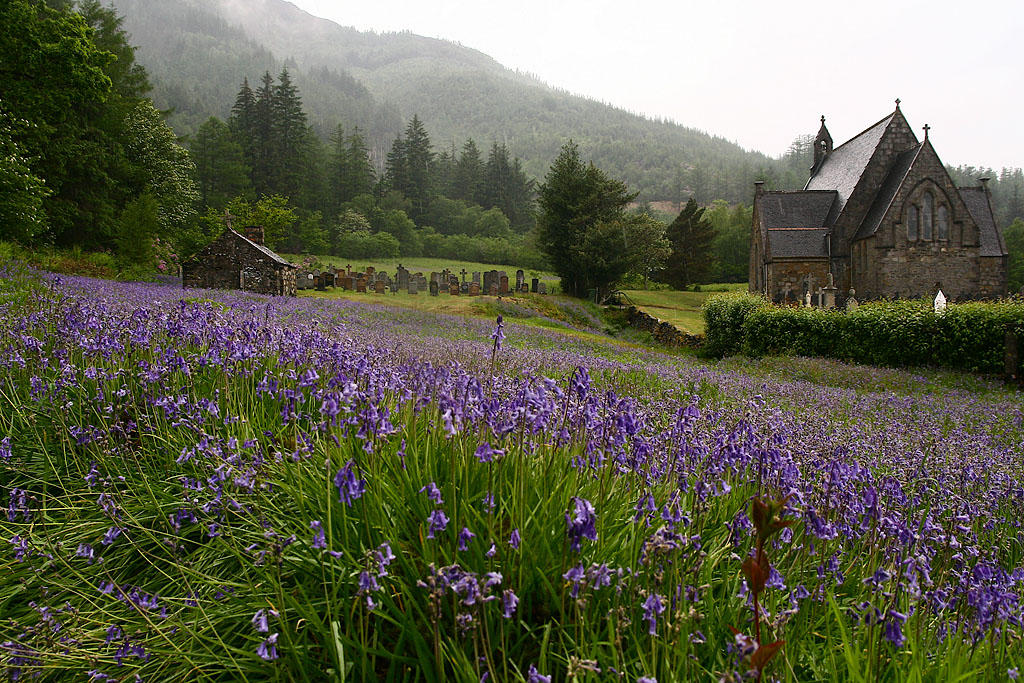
288, 0, 1021, 170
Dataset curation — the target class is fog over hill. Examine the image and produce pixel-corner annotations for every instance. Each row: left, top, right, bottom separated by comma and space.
111, 0, 815, 203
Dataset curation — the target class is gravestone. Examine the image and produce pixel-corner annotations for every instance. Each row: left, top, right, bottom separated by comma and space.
429, 280, 439, 296
520, 282, 529, 294
490, 284, 498, 296
321, 271, 335, 287
934, 289, 947, 314
804, 291, 812, 307
531, 278, 539, 293
315, 275, 326, 291
461, 282, 469, 294
469, 282, 480, 296
472, 272, 481, 285
460, 268, 468, 283
356, 278, 367, 293
450, 283, 460, 296
516, 269, 525, 291
499, 275, 509, 295
365, 266, 375, 277
396, 264, 409, 290
345, 264, 352, 276
845, 288, 859, 312
538, 282, 547, 295
430, 272, 439, 284
408, 280, 418, 295
822, 273, 838, 309
374, 280, 384, 294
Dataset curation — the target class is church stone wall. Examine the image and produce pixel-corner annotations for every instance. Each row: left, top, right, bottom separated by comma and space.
768, 260, 830, 303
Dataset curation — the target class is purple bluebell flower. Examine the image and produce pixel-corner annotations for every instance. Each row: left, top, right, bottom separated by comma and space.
257, 633, 278, 660
457, 527, 476, 551
101, 527, 121, 546
426, 509, 449, 539
527, 664, 551, 683
509, 529, 521, 549
252, 609, 269, 633
334, 460, 365, 507
419, 482, 443, 505
502, 589, 518, 618
0, 436, 10, 460
565, 497, 597, 552
642, 593, 665, 635
474, 442, 503, 463
310, 520, 326, 549
491, 315, 505, 352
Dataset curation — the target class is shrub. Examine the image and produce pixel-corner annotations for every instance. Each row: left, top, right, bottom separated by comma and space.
706, 295, 1024, 375
701, 292, 768, 358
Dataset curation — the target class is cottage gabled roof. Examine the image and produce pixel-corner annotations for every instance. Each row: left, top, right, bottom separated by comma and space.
960, 187, 1007, 257
853, 144, 923, 241
805, 112, 895, 209
230, 229, 295, 268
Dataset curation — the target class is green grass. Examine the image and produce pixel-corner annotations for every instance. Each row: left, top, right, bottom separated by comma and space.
622, 286, 748, 335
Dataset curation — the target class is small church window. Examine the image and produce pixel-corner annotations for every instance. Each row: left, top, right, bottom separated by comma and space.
922, 192, 934, 240
907, 205, 918, 241
937, 205, 949, 240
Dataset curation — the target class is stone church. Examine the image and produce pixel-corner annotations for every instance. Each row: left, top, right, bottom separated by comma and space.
750, 103, 1006, 302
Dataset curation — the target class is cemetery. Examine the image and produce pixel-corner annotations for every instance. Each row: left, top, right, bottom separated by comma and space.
295, 262, 550, 298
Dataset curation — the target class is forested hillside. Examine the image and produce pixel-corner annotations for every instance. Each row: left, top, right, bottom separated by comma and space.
111, 0, 803, 203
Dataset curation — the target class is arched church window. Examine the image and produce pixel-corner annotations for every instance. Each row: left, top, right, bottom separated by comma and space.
907, 204, 918, 241
937, 205, 949, 240
922, 192, 934, 240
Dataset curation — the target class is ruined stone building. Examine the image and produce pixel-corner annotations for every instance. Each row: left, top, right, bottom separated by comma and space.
182, 225, 297, 297
750, 103, 1007, 302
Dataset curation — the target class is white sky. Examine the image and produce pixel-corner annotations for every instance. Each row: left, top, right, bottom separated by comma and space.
289, 0, 1022, 170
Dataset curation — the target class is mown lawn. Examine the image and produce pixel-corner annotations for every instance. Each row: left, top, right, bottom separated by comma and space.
622, 284, 747, 334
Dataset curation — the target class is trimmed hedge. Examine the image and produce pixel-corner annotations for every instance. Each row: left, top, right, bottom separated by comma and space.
702, 293, 1024, 374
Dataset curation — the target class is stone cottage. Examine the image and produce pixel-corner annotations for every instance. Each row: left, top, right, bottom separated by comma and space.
182, 225, 297, 296
750, 102, 1007, 302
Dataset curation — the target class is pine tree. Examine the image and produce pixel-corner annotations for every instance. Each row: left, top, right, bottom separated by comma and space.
192, 116, 251, 210
385, 135, 407, 198
453, 138, 484, 204
537, 140, 636, 298
345, 128, 375, 200
402, 115, 433, 221
661, 198, 716, 288
251, 71, 275, 196
228, 77, 257, 173
271, 68, 311, 201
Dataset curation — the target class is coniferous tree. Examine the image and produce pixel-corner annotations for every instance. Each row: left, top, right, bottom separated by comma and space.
453, 138, 484, 204
661, 198, 716, 288
229, 78, 257, 171
537, 140, 636, 298
385, 135, 407, 199
402, 115, 433, 221
251, 71, 275, 196
344, 128, 375, 201
191, 116, 251, 210
271, 68, 311, 201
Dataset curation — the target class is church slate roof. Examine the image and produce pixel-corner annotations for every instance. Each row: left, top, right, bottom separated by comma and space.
960, 187, 1007, 257
805, 113, 894, 208
760, 191, 837, 230
853, 144, 922, 241
767, 228, 830, 259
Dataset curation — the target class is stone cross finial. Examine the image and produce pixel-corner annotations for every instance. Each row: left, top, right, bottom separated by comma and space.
923, 124, 930, 140
820, 115, 825, 125
895, 98, 901, 109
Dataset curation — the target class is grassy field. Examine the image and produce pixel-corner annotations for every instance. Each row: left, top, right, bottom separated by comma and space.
622, 283, 747, 334
280, 254, 557, 283
2, 266, 1022, 681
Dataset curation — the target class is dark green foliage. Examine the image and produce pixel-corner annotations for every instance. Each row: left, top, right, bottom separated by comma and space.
700, 292, 769, 358
0, 107, 50, 243
115, 191, 159, 266
191, 116, 252, 210
703, 295, 1024, 374
706, 200, 753, 283
661, 198, 716, 288
537, 141, 636, 298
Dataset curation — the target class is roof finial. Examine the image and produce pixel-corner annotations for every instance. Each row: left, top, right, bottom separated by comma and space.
223, 210, 234, 230
820, 115, 826, 125
895, 97, 901, 109
923, 123, 930, 140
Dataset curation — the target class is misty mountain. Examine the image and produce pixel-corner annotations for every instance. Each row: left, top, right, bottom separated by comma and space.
112, 0, 801, 202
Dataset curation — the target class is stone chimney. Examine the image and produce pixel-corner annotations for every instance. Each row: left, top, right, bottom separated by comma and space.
754, 180, 765, 198
243, 225, 265, 246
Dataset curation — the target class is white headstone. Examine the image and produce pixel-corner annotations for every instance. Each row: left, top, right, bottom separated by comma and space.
934, 289, 947, 314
